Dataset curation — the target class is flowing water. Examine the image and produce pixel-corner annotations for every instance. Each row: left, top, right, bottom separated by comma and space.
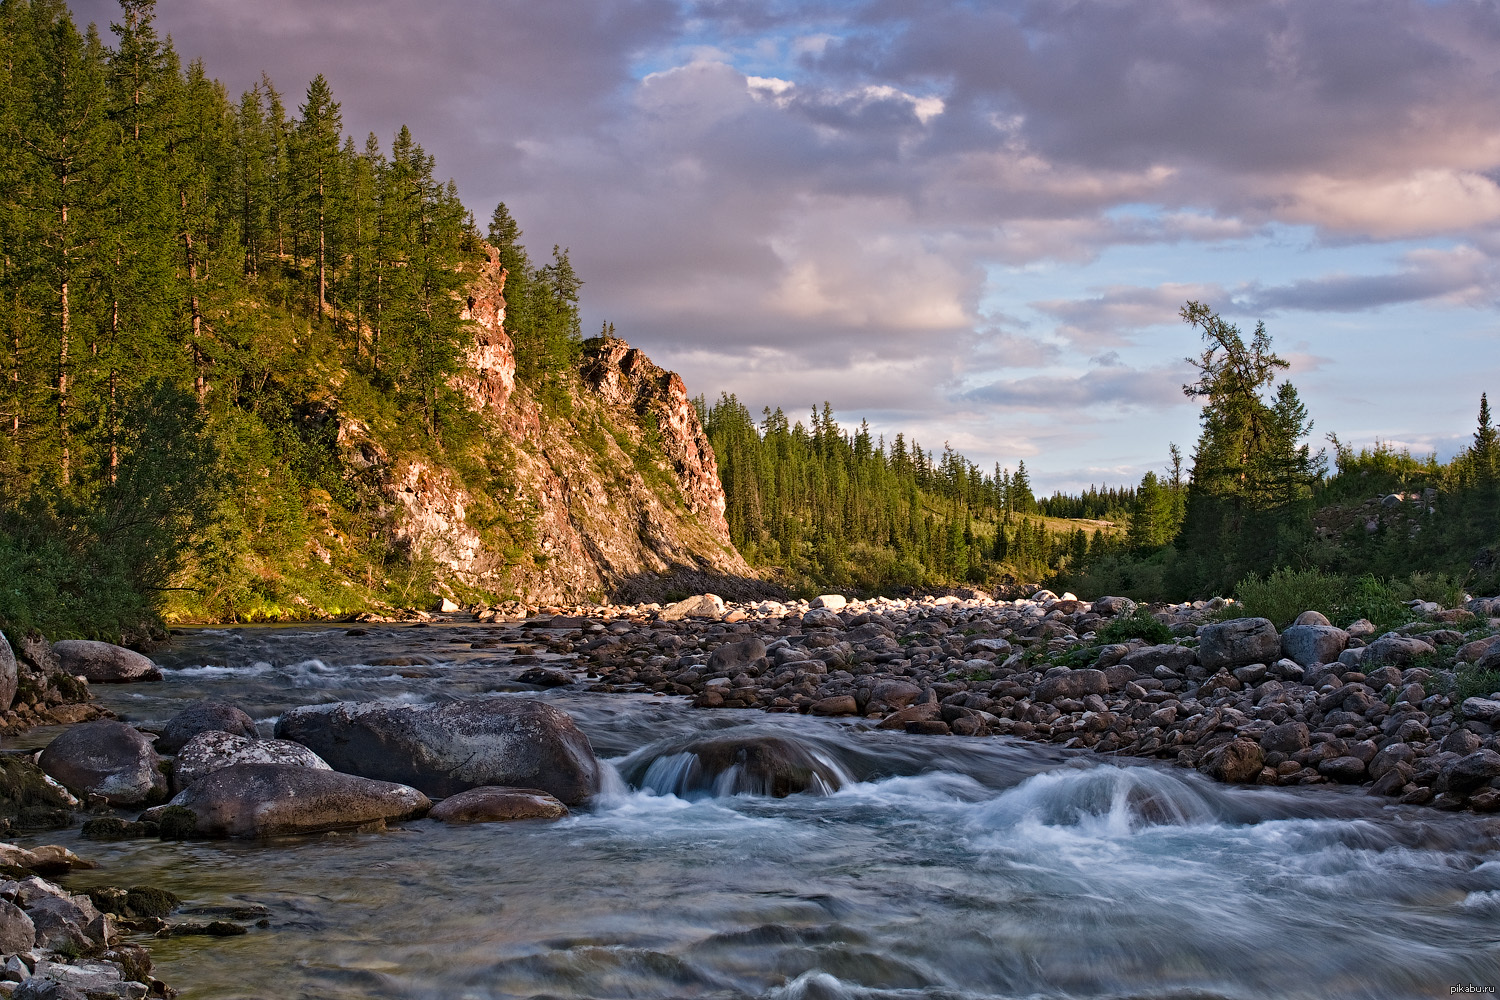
16, 624, 1500, 999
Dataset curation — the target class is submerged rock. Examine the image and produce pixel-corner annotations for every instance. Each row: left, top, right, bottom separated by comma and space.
50, 640, 161, 684
274, 698, 601, 803
163, 763, 430, 839
628, 734, 846, 798
429, 786, 568, 823
38, 721, 166, 807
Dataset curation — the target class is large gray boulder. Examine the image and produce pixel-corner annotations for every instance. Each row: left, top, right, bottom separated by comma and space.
1362, 635, 1436, 667
623, 734, 846, 798
707, 638, 767, 675
1118, 643, 1197, 673
658, 595, 724, 621
172, 731, 330, 792
165, 763, 430, 839
1280, 624, 1349, 668
157, 700, 258, 754
274, 698, 601, 803
0, 898, 35, 954
0, 630, 17, 710
1197, 618, 1280, 671
38, 722, 166, 806
51, 640, 161, 683
1034, 668, 1108, 703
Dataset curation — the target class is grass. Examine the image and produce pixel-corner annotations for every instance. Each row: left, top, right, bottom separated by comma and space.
1096, 607, 1173, 646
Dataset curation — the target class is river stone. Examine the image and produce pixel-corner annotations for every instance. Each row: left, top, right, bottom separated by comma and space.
1475, 645, 1500, 673
429, 786, 567, 823
38, 721, 166, 806
1259, 721, 1311, 754
1368, 743, 1417, 781
1198, 619, 1280, 671
1318, 756, 1367, 783
166, 763, 430, 838
1441, 750, 1500, 795
630, 734, 845, 797
810, 595, 847, 611
810, 695, 858, 716
50, 640, 161, 683
17, 878, 107, 953
708, 638, 767, 675
1362, 635, 1436, 667
0, 631, 17, 710
1280, 625, 1349, 668
1199, 739, 1265, 783
172, 731, 331, 791
1462, 698, 1500, 724
516, 666, 573, 688
1293, 610, 1332, 626
1459, 635, 1500, 663
1035, 669, 1108, 703
1092, 596, 1137, 616
274, 699, 601, 803
658, 594, 725, 621
802, 609, 842, 628
869, 680, 922, 709
0, 898, 34, 954
157, 700, 258, 754
1118, 644, 1197, 672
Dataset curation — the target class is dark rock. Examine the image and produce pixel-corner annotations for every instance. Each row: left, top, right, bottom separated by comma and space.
38, 721, 167, 806
1199, 739, 1265, 783
1461, 698, 1500, 724
1280, 625, 1349, 668
163, 763, 430, 838
1259, 722, 1311, 754
1092, 596, 1136, 616
876, 703, 941, 729
1118, 644, 1196, 673
1362, 635, 1436, 667
275, 698, 601, 804
810, 695, 858, 716
1034, 668, 1108, 703
50, 640, 161, 683
157, 700, 258, 754
172, 731, 330, 791
516, 666, 573, 687
0, 898, 34, 954
79, 817, 148, 842
1368, 743, 1417, 781
869, 680, 922, 709
0, 756, 76, 832
1318, 756, 1367, 783
708, 638, 768, 675
1442, 750, 1500, 795
1198, 619, 1280, 671
13, 978, 89, 1000
1441, 730, 1483, 756
17, 877, 108, 953
905, 720, 952, 736
1370, 764, 1412, 797
429, 786, 568, 823
631, 734, 846, 797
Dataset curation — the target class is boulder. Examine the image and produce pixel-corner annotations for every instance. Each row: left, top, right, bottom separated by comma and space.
801, 609, 843, 628
810, 595, 848, 611
1368, 743, 1417, 781
629, 734, 845, 797
1292, 610, 1332, 626
1462, 698, 1500, 724
1279, 625, 1349, 668
1092, 596, 1136, 616
1441, 750, 1500, 795
1476, 644, 1500, 673
14, 976, 89, 1000
809, 695, 858, 716
1199, 739, 1265, 783
15, 878, 108, 953
274, 699, 600, 804
515, 666, 573, 688
164, 763, 429, 838
38, 722, 166, 806
172, 731, 330, 791
50, 640, 161, 683
1259, 721, 1310, 754
0, 630, 17, 710
157, 700, 258, 754
1362, 635, 1436, 667
1198, 618, 1280, 671
658, 594, 725, 621
429, 786, 567, 823
1318, 756, 1367, 783
869, 680, 922, 709
708, 638, 768, 675
1034, 669, 1108, 703
0, 898, 35, 954
1459, 635, 1500, 663
1118, 644, 1197, 673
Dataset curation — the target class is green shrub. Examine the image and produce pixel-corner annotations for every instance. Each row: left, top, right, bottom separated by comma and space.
1454, 666, 1500, 704
1337, 574, 1410, 632
1097, 607, 1173, 646
1234, 566, 1343, 628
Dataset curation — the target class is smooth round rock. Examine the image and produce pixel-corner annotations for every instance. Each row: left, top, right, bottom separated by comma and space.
165, 763, 430, 839
172, 731, 330, 791
158, 700, 257, 754
38, 721, 166, 806
50, 640, 161, 683
429, 787, 567, 823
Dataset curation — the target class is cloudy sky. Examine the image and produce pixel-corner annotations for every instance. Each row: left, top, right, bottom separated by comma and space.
74, 0, 1500, 492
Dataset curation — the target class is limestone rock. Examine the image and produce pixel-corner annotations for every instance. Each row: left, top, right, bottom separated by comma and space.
165, 763, 430, 839
50, 640, 161, 683
429, 786, 567, 823
172, 731, 330, 791
156, 700, 258, 754
1198, 618, 1280, 671
274, 698, 600, 803
38, 722, 166, 806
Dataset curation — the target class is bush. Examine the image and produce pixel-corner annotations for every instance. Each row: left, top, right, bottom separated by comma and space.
1454, 666, 1500, 704
1234, 566, 1343, 628
1337, 574, 1410, 632
1097, 607, 1173, 645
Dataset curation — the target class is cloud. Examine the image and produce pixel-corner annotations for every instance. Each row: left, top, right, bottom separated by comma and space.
1033, 282, 1224, 346
1238, 246, 1500, 313
963, 361, 1194, 413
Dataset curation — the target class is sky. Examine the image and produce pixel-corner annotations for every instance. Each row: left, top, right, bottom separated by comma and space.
70, 0, 1500, 494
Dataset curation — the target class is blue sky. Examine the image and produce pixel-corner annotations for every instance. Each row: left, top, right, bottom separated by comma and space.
71, 0, 1500, 493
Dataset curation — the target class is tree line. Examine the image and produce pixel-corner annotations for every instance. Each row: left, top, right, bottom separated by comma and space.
0, 0, 580, 636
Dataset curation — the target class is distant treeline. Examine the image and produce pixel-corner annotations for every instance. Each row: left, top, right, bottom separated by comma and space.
0, 0, 580, 636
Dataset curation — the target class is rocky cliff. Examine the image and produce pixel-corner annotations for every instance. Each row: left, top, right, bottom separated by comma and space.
338, 249, 756, 606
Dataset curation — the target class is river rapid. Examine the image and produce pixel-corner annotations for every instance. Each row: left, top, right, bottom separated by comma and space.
14, 623, 1500, 1000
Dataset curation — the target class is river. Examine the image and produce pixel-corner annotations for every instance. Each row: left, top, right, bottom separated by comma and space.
14, 623, 1500, 999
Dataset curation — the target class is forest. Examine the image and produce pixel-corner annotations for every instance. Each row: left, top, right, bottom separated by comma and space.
0, 0, 582, 638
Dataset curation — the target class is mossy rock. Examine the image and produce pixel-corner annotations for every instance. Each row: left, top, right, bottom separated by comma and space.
81, 816, 150, 841
156, 805, 198, 840
0, 755, 74, 830
125, 885, 180, 919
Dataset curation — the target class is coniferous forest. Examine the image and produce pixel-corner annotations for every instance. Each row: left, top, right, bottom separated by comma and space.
0, 0, 586, 638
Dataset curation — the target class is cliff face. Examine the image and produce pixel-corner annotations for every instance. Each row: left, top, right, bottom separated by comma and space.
352, 250, 753, 606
